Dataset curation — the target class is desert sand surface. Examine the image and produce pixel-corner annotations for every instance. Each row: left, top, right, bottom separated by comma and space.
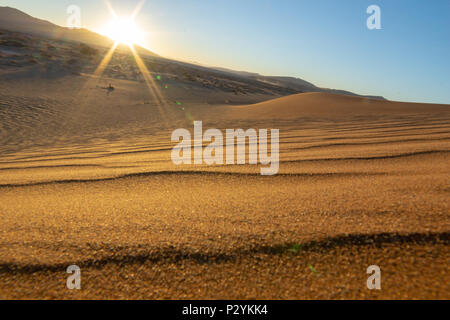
0, 29, 449, 299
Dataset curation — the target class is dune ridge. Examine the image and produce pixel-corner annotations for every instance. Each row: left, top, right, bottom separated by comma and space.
1, 231, 447, 274
231, 92, 450, 119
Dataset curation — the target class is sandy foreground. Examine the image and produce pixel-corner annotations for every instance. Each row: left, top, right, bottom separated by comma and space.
0, 68, 449, 299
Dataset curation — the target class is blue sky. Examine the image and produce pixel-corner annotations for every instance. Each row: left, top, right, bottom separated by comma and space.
3, 0, 450, 103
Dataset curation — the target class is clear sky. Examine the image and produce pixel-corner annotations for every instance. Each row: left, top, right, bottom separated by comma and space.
3, 0, 450, 104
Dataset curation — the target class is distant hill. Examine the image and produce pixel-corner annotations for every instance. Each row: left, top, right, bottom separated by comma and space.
213, 67, 385, 100
0, 6, 158, 57
0, 6, 385, 100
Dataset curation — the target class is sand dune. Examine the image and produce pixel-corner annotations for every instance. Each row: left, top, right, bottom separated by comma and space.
0, 83, 449, 299
1, 22, 450, 299
230, 92, 450, 119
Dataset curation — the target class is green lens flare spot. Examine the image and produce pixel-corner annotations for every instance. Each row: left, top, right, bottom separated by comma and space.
308, 264, 318, 275
156, 75, 161, 80
176, 101, 182, 106
165, 85, 168, 89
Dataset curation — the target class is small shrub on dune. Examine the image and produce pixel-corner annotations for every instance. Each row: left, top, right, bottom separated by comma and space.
79, 43, 98, 56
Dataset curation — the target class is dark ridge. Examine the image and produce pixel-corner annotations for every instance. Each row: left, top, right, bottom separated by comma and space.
286, 136, 450, 151
0, 171, 388, 189
0, 164, 102, 171
0, 232, 447, 275
285, 150, 450, 163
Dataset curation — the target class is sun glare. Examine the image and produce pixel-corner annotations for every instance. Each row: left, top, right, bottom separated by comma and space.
103, 17, 144, 46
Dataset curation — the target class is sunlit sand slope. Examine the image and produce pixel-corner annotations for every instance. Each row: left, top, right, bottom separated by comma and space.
0, 89, 449, 299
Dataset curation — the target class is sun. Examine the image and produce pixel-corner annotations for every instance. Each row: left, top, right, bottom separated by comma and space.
102, 16, 144, 46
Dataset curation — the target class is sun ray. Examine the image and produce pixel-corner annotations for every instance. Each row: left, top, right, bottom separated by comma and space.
76, 40, 119, 95
92, 41, 119, 79
103, 0, 117, 19
129, 44, 170, 127
71, 41, 118, 113
131, 0, 146, 20
74, 0, 171, 128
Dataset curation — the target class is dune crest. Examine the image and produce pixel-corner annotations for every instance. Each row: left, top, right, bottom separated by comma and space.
230, 92, 450, 119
